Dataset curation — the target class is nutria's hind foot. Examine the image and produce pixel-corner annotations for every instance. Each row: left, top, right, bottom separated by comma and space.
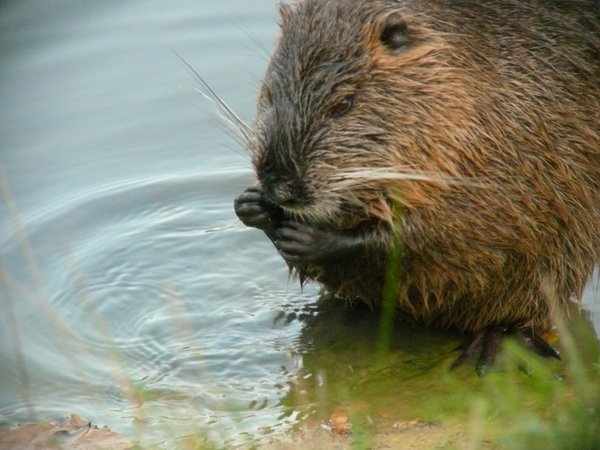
450, 326, 505, 377
450, 326, 560, 377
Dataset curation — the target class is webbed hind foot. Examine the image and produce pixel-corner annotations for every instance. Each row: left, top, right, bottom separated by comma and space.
451, 326, 560, 377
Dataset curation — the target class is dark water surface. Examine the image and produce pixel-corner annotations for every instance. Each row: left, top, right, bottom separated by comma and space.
1, 1, 599, 448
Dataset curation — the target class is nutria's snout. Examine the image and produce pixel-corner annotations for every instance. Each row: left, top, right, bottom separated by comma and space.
260, 175, 307, 209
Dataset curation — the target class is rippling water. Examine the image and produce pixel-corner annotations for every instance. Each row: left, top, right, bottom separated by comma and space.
1, 1, 599, 448
0, 0, 319, 445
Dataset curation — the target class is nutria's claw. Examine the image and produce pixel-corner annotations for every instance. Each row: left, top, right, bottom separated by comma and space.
275, 221, 374, 264
513, 329, 561, 360
234, 186, 283, 231
450, 326, 505, 376
450, 326, 560, 376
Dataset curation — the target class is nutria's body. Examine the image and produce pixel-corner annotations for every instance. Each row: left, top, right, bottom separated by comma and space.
234, 0, 600, 363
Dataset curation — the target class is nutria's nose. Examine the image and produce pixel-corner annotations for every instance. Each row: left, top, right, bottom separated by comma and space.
263, 182, 303, 208
261, 173, 307, 208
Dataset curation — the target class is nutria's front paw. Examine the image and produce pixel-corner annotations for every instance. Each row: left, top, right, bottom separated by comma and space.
450, 326, 560, 377
274, 221, 355, 264
234, 186, 283, 232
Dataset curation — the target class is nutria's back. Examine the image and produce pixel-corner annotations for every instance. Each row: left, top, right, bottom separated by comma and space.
237, 0, 600, 335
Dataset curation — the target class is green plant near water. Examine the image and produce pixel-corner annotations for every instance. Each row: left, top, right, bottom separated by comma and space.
368, 231, 600, 450
466, 313, 600, 450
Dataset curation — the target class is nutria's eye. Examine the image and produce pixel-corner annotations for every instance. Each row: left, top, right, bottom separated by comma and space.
380, 13, 410, 50
329, 94, 354, 118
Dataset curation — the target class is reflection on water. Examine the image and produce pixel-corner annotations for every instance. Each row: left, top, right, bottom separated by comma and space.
1, 0, 599, 448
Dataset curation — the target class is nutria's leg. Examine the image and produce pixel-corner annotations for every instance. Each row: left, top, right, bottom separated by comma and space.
234, 186, 284, 234
273, 220, 382, 264
451, 326, 561, 376
450, 327, 505, 376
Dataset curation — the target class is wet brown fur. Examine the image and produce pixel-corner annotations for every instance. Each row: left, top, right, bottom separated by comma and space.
247, 0, 600, 333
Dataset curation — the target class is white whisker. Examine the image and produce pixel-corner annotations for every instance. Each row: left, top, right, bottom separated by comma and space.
172, 48, 255, 143
330, 168, 482, 190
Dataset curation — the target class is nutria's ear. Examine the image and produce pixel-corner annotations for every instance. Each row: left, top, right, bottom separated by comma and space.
278, 2, 292, 27
379, 12, 410, 50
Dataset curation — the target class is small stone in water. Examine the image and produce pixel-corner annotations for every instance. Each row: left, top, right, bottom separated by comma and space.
327, 409, 352, 435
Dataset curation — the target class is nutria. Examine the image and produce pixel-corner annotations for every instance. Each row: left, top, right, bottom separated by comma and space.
233, 0, 600, 370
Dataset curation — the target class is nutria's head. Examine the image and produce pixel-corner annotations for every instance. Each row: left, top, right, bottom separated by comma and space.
247, 0, 475, 228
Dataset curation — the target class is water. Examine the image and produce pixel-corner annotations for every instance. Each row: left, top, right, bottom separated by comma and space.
1, 1, 599, 448
0, 0, 313, 445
